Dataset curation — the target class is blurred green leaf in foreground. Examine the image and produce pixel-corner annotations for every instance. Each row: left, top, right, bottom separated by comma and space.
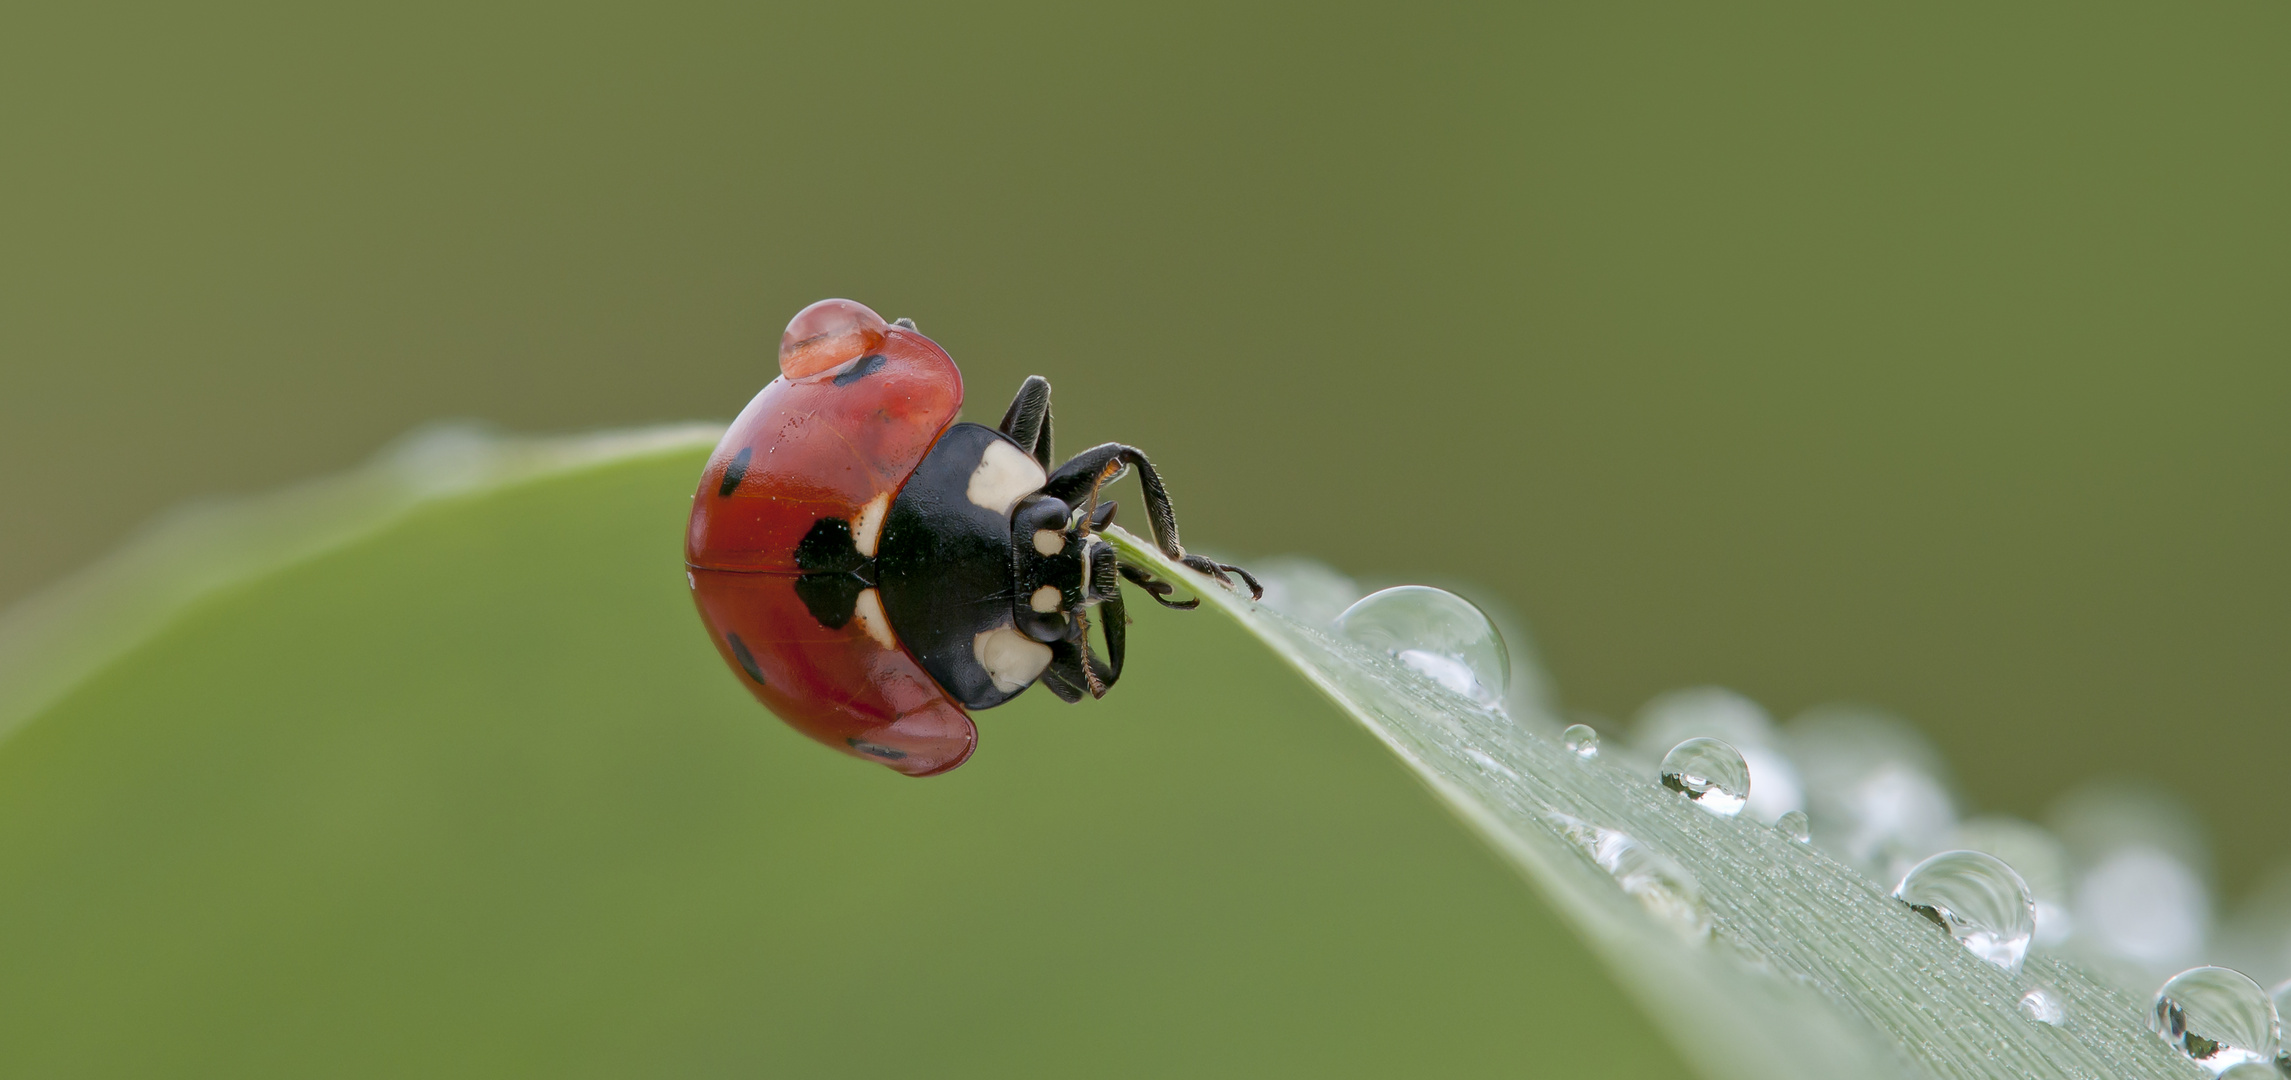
0, 429, 1683, 1077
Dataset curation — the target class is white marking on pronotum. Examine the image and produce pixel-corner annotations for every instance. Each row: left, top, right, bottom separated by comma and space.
1033, 529, 1064, 556
1030, 586, 1061, 613
851, 492, 890, 557
966, 440, 1046, 516
973, 625, 1052, 693
853, 588, 897, 649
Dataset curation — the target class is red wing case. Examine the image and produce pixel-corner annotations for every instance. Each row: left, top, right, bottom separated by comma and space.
690, 569, 975, 776
686, 315, 964, 572
686, 299, 975, 775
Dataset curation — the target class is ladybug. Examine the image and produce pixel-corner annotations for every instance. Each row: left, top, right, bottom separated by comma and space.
686, 299, 1259, 776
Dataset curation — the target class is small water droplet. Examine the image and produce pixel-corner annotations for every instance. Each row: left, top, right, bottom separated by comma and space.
1634, 687, 1805, 824
1555, 815, 1710, 938
1660, 737, 1750, 817
1334, 586, 1509, 706
2018, 984, 2067, 1025
1563, 724, 1600, 759
2151, 966, 2283, 1074
1776, 810, 1811, 843
1893, 849, 2036, 973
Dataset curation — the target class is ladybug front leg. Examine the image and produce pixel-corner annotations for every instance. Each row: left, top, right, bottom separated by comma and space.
997, 376, 1055, 469
1044, 443, 1263, 599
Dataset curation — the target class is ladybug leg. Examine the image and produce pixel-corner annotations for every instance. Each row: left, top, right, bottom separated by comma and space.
997, 376, 1055, 470
1045, 443, 1265, 600
1117, 563, 1199, 610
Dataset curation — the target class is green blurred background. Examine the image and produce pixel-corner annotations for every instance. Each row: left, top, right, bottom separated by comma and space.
1, 1, 2286, 1070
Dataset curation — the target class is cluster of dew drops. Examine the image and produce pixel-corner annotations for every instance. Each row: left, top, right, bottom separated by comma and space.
1289, 569, 2291, 1076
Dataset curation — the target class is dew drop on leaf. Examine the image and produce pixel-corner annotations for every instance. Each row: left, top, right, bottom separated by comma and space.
2018, 985, 2066, 1026
1775, 810, 1811, 844
1893, 850, 2035, 974
1554, 815, 1710, 939
1334, 586, 1508, 707
1660, 737, 1750, 817
1562, 723, 1599, 759
2149, 966, 2283, 1074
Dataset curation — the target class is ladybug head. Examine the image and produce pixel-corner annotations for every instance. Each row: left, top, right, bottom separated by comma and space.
1007, 493, 1126, 698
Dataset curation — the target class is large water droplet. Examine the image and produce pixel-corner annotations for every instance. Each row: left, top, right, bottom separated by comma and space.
2018, 985, 2066, 1025
1634, 687, 1805, 825
1893, 849, 2036, 973
1660, 737, 1750, 817
1563, 723, 1599, 759
1555, 815, 1710, 938
1776, 810, 1811, 844
1955, 816, 2075, 950
1335, 586, 1508, 706
2150, 966, 2283, 1074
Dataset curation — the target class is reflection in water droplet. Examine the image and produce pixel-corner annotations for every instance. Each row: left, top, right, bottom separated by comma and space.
2150, 966, 2283, 1074
1634, 687, 1805, 825
1563, 723, 1600, 759
1334, 586, 1509, 706
1953, 816, 2075, 950
1776, 810, 1811, 844
1660, 738, 1750, 817
2018, 985, 2066, 1025
1554, 815, 1711, 938
1893, 850, 2036, 973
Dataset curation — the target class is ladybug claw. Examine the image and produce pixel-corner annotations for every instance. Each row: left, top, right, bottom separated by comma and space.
1179, 555, 1263, 600
1119, 562, 1199, 610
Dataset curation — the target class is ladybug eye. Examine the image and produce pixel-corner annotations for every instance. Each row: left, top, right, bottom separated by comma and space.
779, 299, 890, 379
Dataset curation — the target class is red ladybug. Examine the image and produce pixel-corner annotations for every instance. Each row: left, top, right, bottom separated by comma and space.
686, 299, 1259, 776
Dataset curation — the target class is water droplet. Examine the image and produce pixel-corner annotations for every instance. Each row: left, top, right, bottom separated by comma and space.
1555, 815, 1710, 938
1634, 687, 1805, 825
2150, 966, 2283, 1074
1660, 737, 1750, 817
1563, 723, 1600, 759
2018, 984, 2067, 1025
1334, 586, 1509, 706
1954, 816, 2075, 949
1776, 810, 1811, 843
1893, 849, 2036, 973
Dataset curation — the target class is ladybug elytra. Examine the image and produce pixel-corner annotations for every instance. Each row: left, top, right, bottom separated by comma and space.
685, 299, 1258, 776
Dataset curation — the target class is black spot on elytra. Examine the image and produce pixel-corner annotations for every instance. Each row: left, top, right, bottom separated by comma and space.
793, 574, 866, 629
794, 517, 866, 574
726, 633, 766, 686
847, 737, 908, 760
717, 447, 752, 497
832, 353, 887, 386
793, 516, 876, 629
